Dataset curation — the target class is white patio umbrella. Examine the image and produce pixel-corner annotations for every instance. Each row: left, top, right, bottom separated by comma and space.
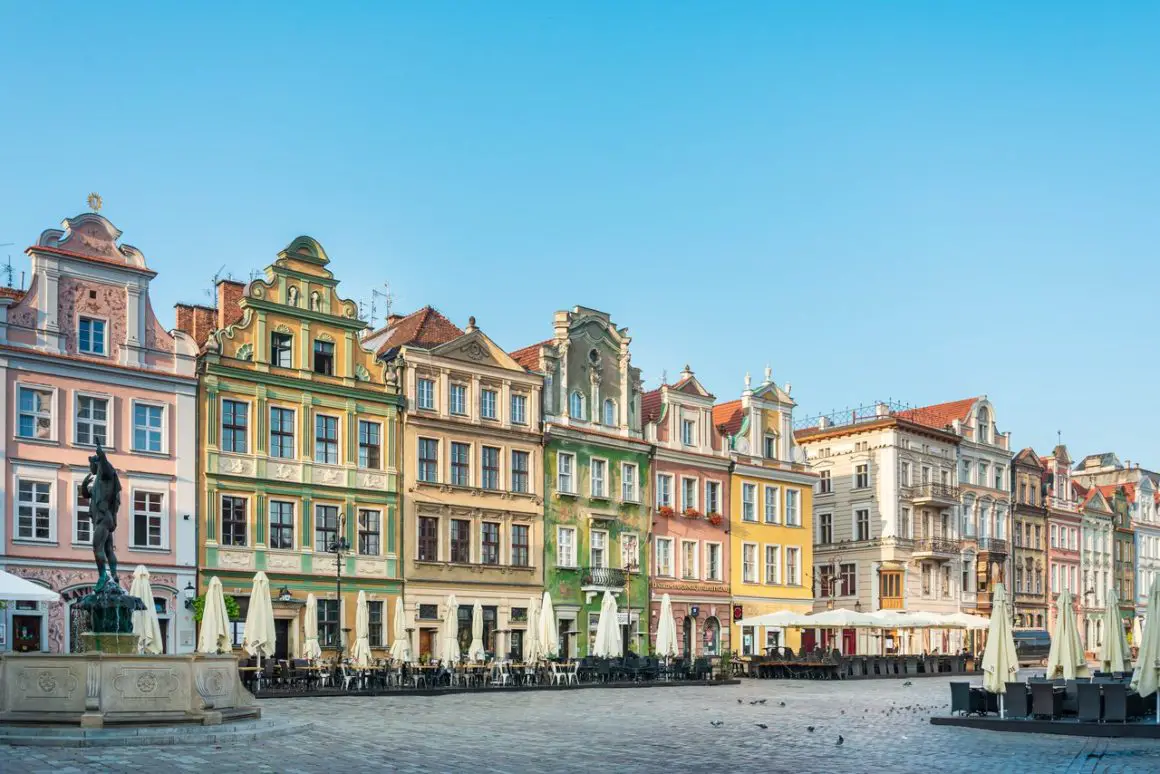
1132, 616, 1144, 650
940, 612, 992, 629
592, 591, 622, 658
1046, 590, 1090, 680
439, 594, 461, 664
197, 576, 231, 654
302, 593, 323, 659
243, 571, 276, 669
654, 593, 678, 658
736, 610, 812, 628
1131, 575, 1160, 723
467, 600, 487, 661
128, 565, 164, 655
539, 591, 559, 658
0, 570, 60, 602
388, 597, 413, 663
805, 608, 880, 629
351, 590, 373, 668
981, 583, 1018, 718
1098, 587, 1131, 674
524, 595, 541, 664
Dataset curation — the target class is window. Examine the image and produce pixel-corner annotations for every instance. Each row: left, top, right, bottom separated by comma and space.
132, 402, 164, 453
368, 601, 384, 648
705, 481, 720, 514
317, 599, 339, 648
978, 462, 988, 485
763, 434, 777, 460
557, 526, 576, 567
358, 509, 380, 555
681, 540, 698, 579
450, 384, 467, 415
417, 378, 436, 410
481, 446, 500, 490
818, 513, 833, 545
764, 545, 780, 584
512, 524, 530, 567
569, 391, 585, 420
416, 517, 438, 561
358, 421, 381, 469
221, 496, 247, 546
557, 452, 575, 494
314, 504, 339, 551
655, 537, 673, 576
621, 533, 639, 570
855, 464, 869, 489
855, 509, 870, 541
656, 474, 673, 508
1050, 524, 1058, 548
603, 399, 616, 426
269, 500, 294, 550
706, 543, 722, 581
17, 386, 53, 440
590, 530, 607, 568
75, 483, 92, 544
221, 399, 248, 453
818, 470, 831, 494
742, 544, 758, 583
511, 394, 527, 424
418, 438, 439, 482
622, 463, 638, 502
785, 489, 800, 526
977, 406, 990, 443
994, 467, 1004, 490
480, 388, 498, 420
839, 563, 856, 596
511, 450, 530, 493
16, 480, 52, 541
270, 332, 293, 367
764, 486, 779, 524
75, 395, 108, 447
786, 547, 800, 585
681, 419, 695, 445
900, 507, 911, 538
78, 317, 107, 355
312, 340, 334, 375
682, 478, 697, 512
742, 484, 757, 522
591, 458, 607, 498
900, 461, 911, 486
269, 407, 296, 458
451, 442, 471, 486
450, 518, 471, 563
314, 415, 339, 464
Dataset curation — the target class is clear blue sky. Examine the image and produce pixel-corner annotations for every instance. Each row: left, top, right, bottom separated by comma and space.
2, 3, 1158, 464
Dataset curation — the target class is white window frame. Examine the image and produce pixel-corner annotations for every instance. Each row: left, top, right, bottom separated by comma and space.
557, 452, 576, 495
602, 398, 617, 427
742, 483, 757, 522
77, 315, 109, 356
854, 507, 871, 541
14, 473, 56, 543
268, 404, 297, 460
416, 377, 436, 411
449, 383, 468, 416
72, 475, 92, 545
480, 388, 498, 420
764, 485, 780, 524
763, 433, 777, 460
590, 529, 608, 569
620, 532, 639, 571
590, 456, 608, 499
817, 512, 833, 545
741, 542, 758, 583
785, 488, 800, 526
705, 541, 723, 581
621, 462, 638, 503
785, 546, 801, 585
129, 488, 167, 550
357, 419, 383, 470
655, 536, 674, 577
681, 476, 698, 512
569, 391, 585, 420
131, 400, 168, 455
557, 526, 576, 567
74, 391, 112, 449
855, 463, 870, 489
16, 383, 57, 442
705, 480, 721, 515
679, 538, 698, 579
681, 418, 696, 446
656, 473, 673, 508
764, 543, 781, 584
818, 469, 831, 494
510, 393, 528, 425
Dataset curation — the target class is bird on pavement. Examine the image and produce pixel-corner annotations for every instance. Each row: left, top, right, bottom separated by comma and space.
836, 735, 844, 746
778, 701, 786, 707
902, 681, 913, 687
756, 699, 767, 704
755, 723, 768, 730
710, 720, 724, 727
807, 726, 815, 732
737, 699, 743, 704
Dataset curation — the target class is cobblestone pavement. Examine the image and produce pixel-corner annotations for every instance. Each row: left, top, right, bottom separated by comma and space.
3, 677, 1160, 773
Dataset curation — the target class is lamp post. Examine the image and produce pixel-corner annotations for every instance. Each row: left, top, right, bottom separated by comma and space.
624, 557, 640, 655
328, 516, 352, 652
183, 581, 196, 611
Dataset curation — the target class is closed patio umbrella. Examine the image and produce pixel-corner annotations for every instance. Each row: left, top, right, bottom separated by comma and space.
388, 597, 413, 663
351, 590, 373, 668
1131, 575, 1160, 723
197, 576, 231, 654
1098, 587, 1131, 674
654, 593, 678, 658
440, 595, 461, 664
539, 591, 559, 658
128, 565, 164, 654
1046, 590, 1090, 680
243, 571, 276, 670
1132, 616, 1144, 649
981, 583, 1018, 718
592, 591, 622, 658
303, 593, 322, 659
467, 600, 487, 661
524, 595, 541, 664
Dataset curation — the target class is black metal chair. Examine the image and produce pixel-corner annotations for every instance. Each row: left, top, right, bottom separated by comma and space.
950, 682, 972, 716
1031, 682, 1062, 719
1076, 682, 1102, 722
1102, 682, 1128, 723
1004, 682, 1030, 718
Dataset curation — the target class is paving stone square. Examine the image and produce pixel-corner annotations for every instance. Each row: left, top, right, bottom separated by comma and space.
3, 677, 1160, 773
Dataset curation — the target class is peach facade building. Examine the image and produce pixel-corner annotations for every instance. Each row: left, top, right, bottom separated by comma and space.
0, 209, 198, 654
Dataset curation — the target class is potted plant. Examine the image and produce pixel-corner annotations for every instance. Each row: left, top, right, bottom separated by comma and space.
707, 512, 724, 527
683, 507, 702, 519
658, 506, 676, 518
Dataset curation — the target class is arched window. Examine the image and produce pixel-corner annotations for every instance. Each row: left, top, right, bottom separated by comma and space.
602, 398, 616, 426
977, 406, 990, 444
703, 616, 720, 656
569, 391, 585, 420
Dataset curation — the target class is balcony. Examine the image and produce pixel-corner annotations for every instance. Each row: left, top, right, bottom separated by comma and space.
912, 537, 960, 560
580, 566, 627, 591
978, 537, 1009, 556
902, 483, 960, 507
879, 596, 903, 610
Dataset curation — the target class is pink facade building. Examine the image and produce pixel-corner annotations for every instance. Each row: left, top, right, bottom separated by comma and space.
642, 366, 732, 657
0, 209, 198, 654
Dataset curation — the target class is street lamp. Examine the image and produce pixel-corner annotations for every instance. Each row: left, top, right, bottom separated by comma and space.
624, 556, 640, 655
183, 581, 196, 610
328, 518, 352, 651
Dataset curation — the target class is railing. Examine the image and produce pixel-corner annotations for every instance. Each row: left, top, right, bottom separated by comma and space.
1047, 496, 1080, 513
902, 483, 961, 502
913, 537, 960, 555
978, 537, 1009, 554
879, 596, 903, 610
581, 567, 627, 588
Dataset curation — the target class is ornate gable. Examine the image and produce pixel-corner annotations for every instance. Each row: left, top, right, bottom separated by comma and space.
433, 329, 525, 372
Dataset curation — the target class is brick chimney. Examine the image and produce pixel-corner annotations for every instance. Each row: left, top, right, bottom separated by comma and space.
174, 303, 218, 347
216, 280, 246, 330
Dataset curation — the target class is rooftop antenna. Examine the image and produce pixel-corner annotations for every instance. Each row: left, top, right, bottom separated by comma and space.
205, 264, 228, 301
0, 246, 15, 288
366, 283, 394, 328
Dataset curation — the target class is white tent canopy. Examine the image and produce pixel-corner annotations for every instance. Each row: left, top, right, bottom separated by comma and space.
736, 610, 812, 628
1131, 575, 1160, 719
524, 595, 541, 664
351, 590, 373, 668
0, 570, 59, 603
128, 565, 163, 654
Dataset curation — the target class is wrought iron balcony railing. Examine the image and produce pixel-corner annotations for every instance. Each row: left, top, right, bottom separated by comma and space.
902, 482, 961, 502
914, 537, 960, 555
581, 566, 627, 588
979, 537, 1009, 555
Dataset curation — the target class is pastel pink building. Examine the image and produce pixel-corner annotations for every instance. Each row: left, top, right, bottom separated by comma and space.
0, 209, 199, 654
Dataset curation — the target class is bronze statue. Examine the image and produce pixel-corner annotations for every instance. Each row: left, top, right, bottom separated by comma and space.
82, 442, 122, 592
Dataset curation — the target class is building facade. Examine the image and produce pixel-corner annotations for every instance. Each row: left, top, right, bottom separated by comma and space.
1043, 446, 1082, 636
1010, 448, 1048, 629
1076, 484, 1113, 651
642, 366, 731, 658
179, 237, 403, 660
1105, 488, 1136, 640
511, 307, 650, 658
0, 209, 198, 654
367, 309, 544, 661
717, 370, 815, 659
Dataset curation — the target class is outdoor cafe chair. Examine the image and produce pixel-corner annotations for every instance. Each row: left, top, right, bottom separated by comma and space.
1031, 681, 1063, 719
1102, 683, 1129, 723
950, 682, 972, 716
1076, 682, 1102, 722
489, 661, 512, 688
338, 664, 358, 691
1003, 682, 1030, 718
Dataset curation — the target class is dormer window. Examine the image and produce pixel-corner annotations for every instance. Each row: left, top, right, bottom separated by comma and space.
78, 317, 107, 356
313, 340, 334, 375
681, 419, 695, 446
603, 398, 616, 426
569, 391, 585, 420
763, 434, 777, 460
977, 406, 991, 443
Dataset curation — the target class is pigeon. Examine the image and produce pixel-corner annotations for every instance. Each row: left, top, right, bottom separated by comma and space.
749, 700, 759, 705
903, 681, 913, 687
755, 723, 768, 730
807, 726, 815, 732
836, 735, 844, 746
756, 699, 767, 704
840, 710, 845, 715
738, 699, 743, 704
710, 720, 724, 727
778, 701, 786, 707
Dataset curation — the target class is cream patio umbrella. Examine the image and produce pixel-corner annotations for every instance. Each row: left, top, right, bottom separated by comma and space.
243, 571, 276, 673
524, 595, 541, 664
439, 595, 461, 664
1131, 575, 1160, 723
1046, 590, 1090, 680
736, 610, 812, 628
1098, 587, 1131, 675
467, 600, 487, 661
302, 593, 323, 659
128, 565, 164, 655
981, 583, 1019, 718
654, 593, 678, 658
592, 591, 623, 658
1133, 616, 1144, 650
351, 590, 373, 669
539, 591, 559, 659
388, 597, 413, 663
197, 576, 231, 654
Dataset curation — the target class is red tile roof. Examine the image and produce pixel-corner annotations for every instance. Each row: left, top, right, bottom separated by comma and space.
509, 339, 551, 371
712, 399, 744, 435
895, 397, 977, 431
0, 287, 25, 302
1097, 483, 1136, 504
376, 306, 464, 353
641, 388, 663, 424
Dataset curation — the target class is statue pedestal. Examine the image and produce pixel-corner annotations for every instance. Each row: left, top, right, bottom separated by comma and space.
80, 633, 139, 654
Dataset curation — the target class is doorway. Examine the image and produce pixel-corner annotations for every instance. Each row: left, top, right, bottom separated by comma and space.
274, 619, 290, 660
559, 616, 575, 658
841, 628, 856, 655
682, 616, 693, 656
158, 618, 170, 654
13, 615, 42, 652
419, 627, 436, 658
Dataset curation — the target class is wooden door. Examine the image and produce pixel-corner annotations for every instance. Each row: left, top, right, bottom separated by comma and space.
274, 619, 290, 660
419, 628, 435, 657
